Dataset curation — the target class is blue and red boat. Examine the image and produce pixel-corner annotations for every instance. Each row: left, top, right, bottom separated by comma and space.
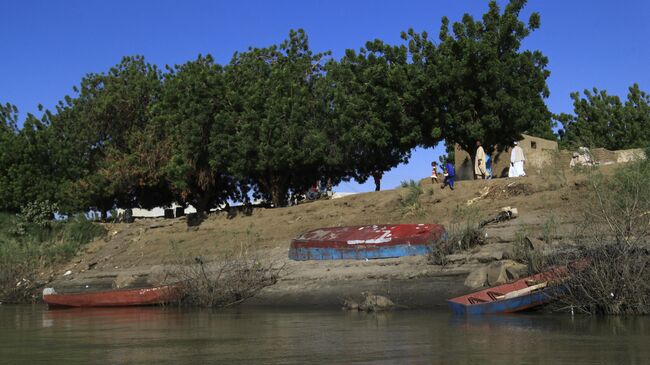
447, 268, 568, 315
289, 224, 447, 260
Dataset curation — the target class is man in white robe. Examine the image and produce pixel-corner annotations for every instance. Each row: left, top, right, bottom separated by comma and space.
474, 140, 487, 179
508, 141, 526, 177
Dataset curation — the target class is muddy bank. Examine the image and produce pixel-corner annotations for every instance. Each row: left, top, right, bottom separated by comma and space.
46, 255, 476, 308
38, 171, 599, 308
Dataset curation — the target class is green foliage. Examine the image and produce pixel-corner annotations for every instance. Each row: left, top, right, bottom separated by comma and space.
155, 55, 239, 213
438, 142, 456, 166
325, 40, 416, 185
404, 0, 552, 155
559, 83, 650, 150
4, 0, 645, 223
428, 206, 485, 265
223, 29, 335, 206
400, 180, 424, 215
586, 158, 650, 246
448, 206, 485, 251
54, 56, 165, 215
0, 111, 64, 212
0, 103, 19, 133
17, 200, 59, 227
0, 213, 105, 302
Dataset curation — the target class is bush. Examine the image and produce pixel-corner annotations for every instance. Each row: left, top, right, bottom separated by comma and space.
400, 180, 424, 216
0, 213, 105, 303
546, 159, 650, 315
18, 200, 59, 227
428, 206, 485, 265
170, 246, 284, 308
549, 244, 650, 315
581, 159, 650, 246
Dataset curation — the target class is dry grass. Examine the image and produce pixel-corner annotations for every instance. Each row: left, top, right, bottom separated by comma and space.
169, 244, 284, 308
546, 159, 650, 315
428, 206, 484, 266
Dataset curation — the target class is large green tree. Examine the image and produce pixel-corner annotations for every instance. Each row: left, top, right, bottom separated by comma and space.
0, 105, 62, 212
54, 56, 165, 216
559, 84, 650, 150
223, 29, 336, 206
154, 55, 241, 214
325, 40, 418, 191
405, 0, 552, 160
0, 103, 21, 211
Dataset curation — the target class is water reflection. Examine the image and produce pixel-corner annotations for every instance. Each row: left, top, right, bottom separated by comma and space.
1, 305, 649, 364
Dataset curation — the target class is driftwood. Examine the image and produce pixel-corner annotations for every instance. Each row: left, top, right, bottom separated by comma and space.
495, 282, 547, 300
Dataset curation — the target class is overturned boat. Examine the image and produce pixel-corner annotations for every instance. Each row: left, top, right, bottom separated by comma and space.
289, 224, 447, 260
42, 284, 183, 308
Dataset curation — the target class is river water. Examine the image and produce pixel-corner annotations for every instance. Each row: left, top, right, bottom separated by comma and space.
1, 305, 649, 364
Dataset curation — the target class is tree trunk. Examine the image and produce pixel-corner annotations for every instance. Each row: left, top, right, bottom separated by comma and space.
264, 173, 287, 208
270, 184, 286, 208
194, 194, 211, 217
372, 171, 382, 191
188, 193, 211, 226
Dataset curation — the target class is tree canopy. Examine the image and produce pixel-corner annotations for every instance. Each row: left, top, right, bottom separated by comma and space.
559, 83, 650, 150
405, 0, 553, 155
223, 29, 337, 206
325, 40, 417, 191
7, 0, 637, 217
155, 55, 240, 213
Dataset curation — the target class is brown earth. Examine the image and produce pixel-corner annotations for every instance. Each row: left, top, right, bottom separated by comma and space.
46, 164, 610, 308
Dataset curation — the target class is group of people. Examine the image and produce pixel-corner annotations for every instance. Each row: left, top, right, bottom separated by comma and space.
431, 139, 527, 190
430, 160, 456, 190
475, 139, 527, 179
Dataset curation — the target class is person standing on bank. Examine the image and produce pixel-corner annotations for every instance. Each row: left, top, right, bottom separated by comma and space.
441, 160, 455, 190
430, 161, 439, 184
474, 140, 487, 180
508, 141, 526, 177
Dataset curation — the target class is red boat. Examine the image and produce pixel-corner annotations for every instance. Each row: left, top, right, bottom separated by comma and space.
289, 223, 447, 260
42, 284, 184, 308
447, 268, 568, 315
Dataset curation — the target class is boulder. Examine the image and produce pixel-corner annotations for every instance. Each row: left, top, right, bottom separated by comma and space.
147, 265, 172, 286
359, 293, 395, 312
505, 263, 529, 281
471, 249, 504, 263
446, 253, 470, 264
525, 236, 546, 251
464, 267, 488, 289
470, 243, 514, 263
342, 299, 359, 311
486, 260, 524, 286
113, 273, 137, 289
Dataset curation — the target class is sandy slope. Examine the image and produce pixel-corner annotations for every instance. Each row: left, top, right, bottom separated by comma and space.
47, 166, 602, 308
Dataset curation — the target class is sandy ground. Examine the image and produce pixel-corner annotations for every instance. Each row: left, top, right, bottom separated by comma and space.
46, 164, 605, 308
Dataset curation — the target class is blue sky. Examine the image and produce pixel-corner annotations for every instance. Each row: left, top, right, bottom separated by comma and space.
1, 0, 649, 192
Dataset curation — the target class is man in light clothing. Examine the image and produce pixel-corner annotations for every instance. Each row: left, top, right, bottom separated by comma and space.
508, 141, 526, 177
474, 140, 487, 180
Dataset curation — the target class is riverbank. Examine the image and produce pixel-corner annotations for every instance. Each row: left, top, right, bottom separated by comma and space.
33, 163, 605, 309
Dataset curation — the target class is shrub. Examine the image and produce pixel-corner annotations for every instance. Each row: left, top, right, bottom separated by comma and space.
546, 159, 650, 315
400, 180, 424, 216
18, 200, 59, 227
0, 213, 105, 303
170, 246, 284, 308
428, 206, 485, 265
549, 244, 650, 315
